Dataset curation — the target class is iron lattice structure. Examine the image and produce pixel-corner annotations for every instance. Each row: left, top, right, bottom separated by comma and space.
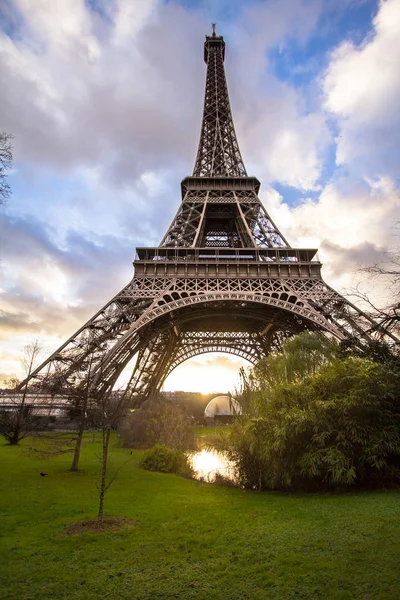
22, 31, 396, 403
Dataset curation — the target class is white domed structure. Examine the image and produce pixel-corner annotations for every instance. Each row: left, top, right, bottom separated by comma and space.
204, 395, 241, 423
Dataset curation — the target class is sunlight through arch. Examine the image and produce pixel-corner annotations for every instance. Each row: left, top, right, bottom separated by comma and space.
162, 352, 249, 394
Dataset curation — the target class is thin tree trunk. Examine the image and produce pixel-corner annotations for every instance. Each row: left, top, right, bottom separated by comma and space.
69, 410, 86, 471
10, 341, 40, 445
9, 427, 21, 446
98, 427, 111, 521
10, 413, 22, 445
10, 385, 28, 445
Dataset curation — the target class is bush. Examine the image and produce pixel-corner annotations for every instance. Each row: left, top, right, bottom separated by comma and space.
121, 395, 196, 451
230, 356, 400, 491
139, 445, 192, 475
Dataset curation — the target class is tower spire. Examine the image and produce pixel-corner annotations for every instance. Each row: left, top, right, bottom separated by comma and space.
193, 31, 247, 177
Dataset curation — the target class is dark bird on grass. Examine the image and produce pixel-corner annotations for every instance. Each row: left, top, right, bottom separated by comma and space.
40, 472, 48, 477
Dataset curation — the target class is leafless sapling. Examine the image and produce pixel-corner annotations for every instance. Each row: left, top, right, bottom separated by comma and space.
92, 385, 130, 521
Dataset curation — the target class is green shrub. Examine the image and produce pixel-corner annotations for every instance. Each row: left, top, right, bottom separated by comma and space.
231, 356, 400, 491
139, 444, 192, 475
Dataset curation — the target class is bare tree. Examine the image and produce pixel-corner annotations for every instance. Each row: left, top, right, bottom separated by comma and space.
68, 353, 98, 472
59, 336, 130, 517
355, 232, 400, 340
26, 349, 99, 466
0, 132, 13, 204
351, 287, 400, 340
0, 340, 43, 445
25, 336, 119, 472
91, 388, 130, 520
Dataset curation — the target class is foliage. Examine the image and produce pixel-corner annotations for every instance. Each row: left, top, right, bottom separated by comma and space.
139, 444, 192, 475
0, 132, 13, 204
245, 331, 339, 389
122, 394, 196, 452
252, 331, 338, 385
238, 332, 339, 417
231, 355, 400, 491
1, 438, 400, 600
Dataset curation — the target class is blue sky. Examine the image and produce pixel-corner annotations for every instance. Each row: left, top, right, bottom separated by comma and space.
1, 0, 399, 391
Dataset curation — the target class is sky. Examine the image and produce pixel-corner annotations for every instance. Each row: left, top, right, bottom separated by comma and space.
0, 0, 399, 393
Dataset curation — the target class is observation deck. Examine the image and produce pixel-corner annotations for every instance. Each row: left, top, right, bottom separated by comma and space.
134, 247, 321, 279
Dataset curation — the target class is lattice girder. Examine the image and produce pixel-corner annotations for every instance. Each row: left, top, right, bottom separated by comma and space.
161, 187, 289, 250
94, 287, 350, 390
123, 332, 264, 405
24, 265, 394, 399
120, 307, 306, 404
193, 33, 247, 178
25, 288, 153, 394
123, 329, 178, 400
164, 331, 272, 373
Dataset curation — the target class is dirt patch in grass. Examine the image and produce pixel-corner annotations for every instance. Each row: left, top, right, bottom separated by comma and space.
65, 516, 134, 535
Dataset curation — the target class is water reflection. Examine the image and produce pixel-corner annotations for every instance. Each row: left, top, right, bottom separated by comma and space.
190, 449, 237, 484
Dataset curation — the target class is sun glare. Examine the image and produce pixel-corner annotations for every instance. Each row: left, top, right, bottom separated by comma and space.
163, 353, 248, 394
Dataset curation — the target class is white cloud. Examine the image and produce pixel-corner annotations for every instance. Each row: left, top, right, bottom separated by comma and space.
227, 0, 329, 190
113, 0, 157, 41
242, 98, 329, 190
263, 176, 400, 301
0, 0, 330, 192
323, 0, 400, 178
0, 213, 135, 341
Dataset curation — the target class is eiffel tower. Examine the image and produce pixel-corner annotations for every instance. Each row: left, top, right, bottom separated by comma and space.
24, 29, 393, 403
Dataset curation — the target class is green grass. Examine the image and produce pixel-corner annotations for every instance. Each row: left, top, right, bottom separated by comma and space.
1, 435, 399, 600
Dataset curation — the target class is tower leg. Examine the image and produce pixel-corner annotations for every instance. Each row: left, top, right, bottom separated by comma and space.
123, 329, 179, 405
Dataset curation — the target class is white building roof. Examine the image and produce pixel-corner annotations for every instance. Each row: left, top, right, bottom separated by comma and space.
204, 395, 242, 417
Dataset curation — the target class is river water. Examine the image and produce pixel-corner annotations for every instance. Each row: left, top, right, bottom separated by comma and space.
189, 449, 237, 483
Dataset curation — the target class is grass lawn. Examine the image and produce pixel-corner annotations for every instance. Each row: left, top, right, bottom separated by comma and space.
1, 435, 399, 600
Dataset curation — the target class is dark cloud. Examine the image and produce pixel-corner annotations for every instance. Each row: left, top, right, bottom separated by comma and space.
320, 240, 389, 278
0, 309, 41, 334
0, 213, 135, 338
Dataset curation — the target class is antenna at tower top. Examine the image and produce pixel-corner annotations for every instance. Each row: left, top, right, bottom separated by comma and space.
211, 23, 216, 36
